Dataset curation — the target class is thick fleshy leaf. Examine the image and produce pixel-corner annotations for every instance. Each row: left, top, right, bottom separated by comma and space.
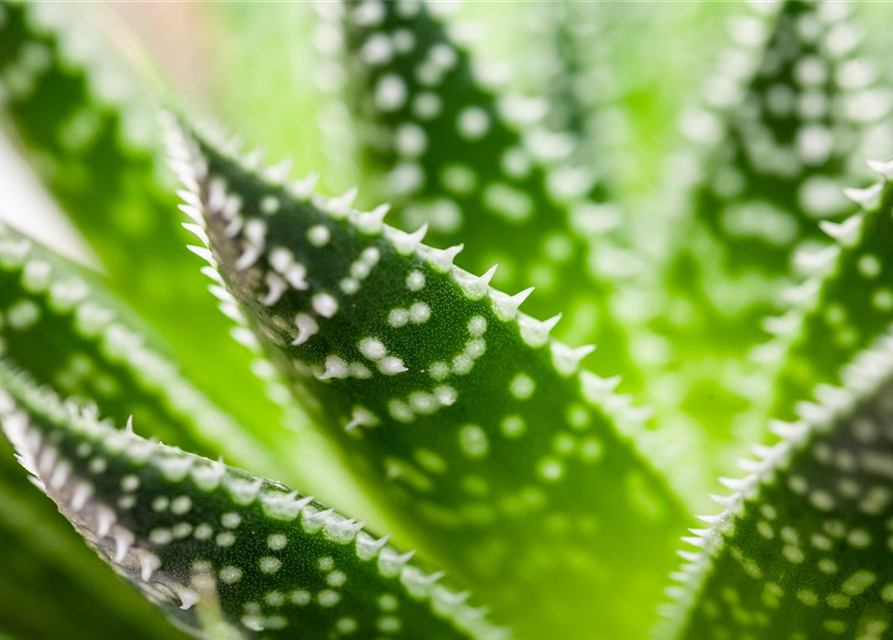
761, 177, 893, 424
0, 438, 185, 640
320, 0, 643, 378
0, 365, 509, 640
166, 117, 690, 639
644, 0, 891, 467
654, 333, 893, 640
0, 221, 284, 474
0, 1, 308, 460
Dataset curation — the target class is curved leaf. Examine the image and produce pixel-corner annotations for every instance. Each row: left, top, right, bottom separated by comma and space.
165, 116, 690, 639
645, 0, 890, 466
0, 441, 183, 640
655, 331, 893, 639
0, 364, 509, 640
0, 221, 281, 473
0, 1, 309, 459
321, 0, 642, 378
762, 176, 893, 425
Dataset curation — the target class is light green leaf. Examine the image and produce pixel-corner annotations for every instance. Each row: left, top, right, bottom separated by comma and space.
165, 117, 690, 639
323, 0, 642, 376
645, 0, 888, 465
654, 332, 893, 640
0, 444, 184, 640
0, 221, 282, 474
0, 1, 300, 455
0, 364, 510, 640
762, 177, 893, 424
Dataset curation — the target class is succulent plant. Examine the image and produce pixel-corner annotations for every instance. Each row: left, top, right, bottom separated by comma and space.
0, 1, 892, 639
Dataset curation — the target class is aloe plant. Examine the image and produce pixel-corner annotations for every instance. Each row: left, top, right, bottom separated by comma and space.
1, 1, 892, 640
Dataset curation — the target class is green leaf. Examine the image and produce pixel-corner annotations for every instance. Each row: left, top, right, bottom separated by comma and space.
0, 1, 305, 459
645, 0, 889, 463
322, 0, 642, 377
0, 364, 510, 640
762, 177, 893, 425
166, 117, 690, 639
0, 441, 185, 640
0, 221, 283, 475
654, 334, 893, 640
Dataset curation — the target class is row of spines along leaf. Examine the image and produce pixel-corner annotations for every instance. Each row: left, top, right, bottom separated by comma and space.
751, 169, 893, 429
0, 221, 285, 477
0, 361, 510, 640
163, 111, 706, 508
651, 320, 893, 639
312, 0, 647, 294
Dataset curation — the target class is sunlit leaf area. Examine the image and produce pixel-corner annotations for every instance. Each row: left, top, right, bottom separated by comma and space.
1, 1, 893, 639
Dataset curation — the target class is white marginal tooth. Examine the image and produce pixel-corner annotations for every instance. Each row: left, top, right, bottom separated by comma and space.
696, 514, 724, 524
325, 517, 366, 544
138, 551, 162, 582
427, 244, 464, 273
378, 548, 415, 577
288, 172, 319, 200
676, 550, 701, 563
262, 491, 307, 521
263, 157, 293, 183
177, 204, 203, 224
200, 266, 225, 285
793, 244, 840, 276
718, 476, 752, 492
843, 182, 883, 209
243, 147, 265, 170
302, 507, 335, 533
113, 527, 135, 563
680, 536, 706, 548
710, 494, 738, 508
819, 214, 863, 247
181, 223, 210, 247
738, 458, 763, 473
95, 505, 117, 538
454, 264, 497, 300
176, 189, 202, 209
550, 343, 596, 376
490, 286, 534, 321
387, 223, 428, 256
519, 313, 561, 348
866, 158, 893, 179
355, 203, 391, 234
327, 187, 359, 218
187, 245, 215, 265
356, 532, 391, 561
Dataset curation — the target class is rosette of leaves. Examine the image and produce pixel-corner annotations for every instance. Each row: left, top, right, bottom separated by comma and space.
164, 114, 689, 639
0, 2, 893, 640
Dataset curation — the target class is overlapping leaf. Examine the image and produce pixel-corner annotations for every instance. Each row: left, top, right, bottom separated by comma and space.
166, 116, 690, 639
645, 0, 891, 468
321, 0, 644, 378
761, 176, 893, 425
655, 332, 893, 639
0, 1, 305, 457
0, 363, 509, 640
